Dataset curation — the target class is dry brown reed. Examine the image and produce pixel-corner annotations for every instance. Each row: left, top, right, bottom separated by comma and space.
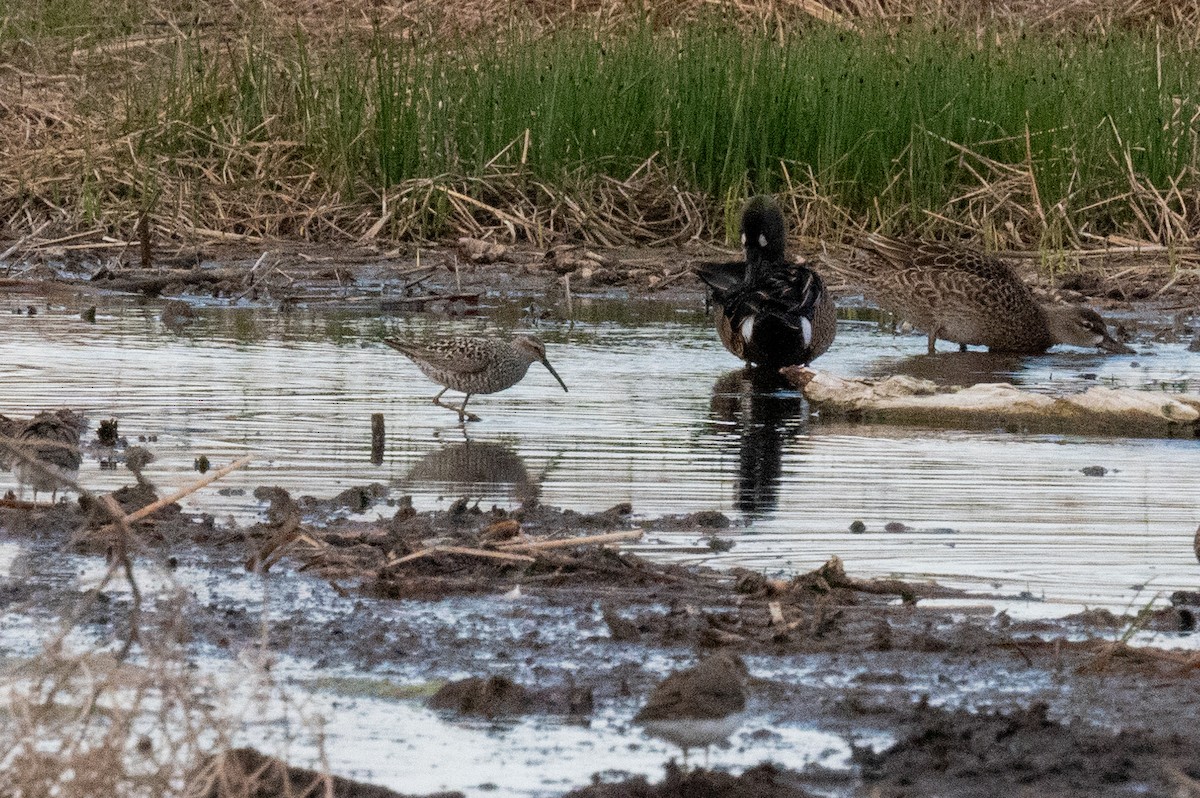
5, 0, 1200, 263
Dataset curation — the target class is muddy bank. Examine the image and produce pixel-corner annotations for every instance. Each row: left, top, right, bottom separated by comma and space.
6, 235, 1200, 315
855, 701, 1200, 798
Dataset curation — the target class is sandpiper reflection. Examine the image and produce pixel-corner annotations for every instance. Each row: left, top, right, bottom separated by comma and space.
709, 368, 808, 519
404, 439, 540, 505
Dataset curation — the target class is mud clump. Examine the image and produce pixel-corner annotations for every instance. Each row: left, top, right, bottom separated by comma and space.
651, 510, 731, 530
565, 762, 819, 798
429, 675, 532, 717
428, 675, 593, 718
855, 702, 1200, 798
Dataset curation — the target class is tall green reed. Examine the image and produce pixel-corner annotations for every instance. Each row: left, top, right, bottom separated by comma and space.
124, 22, 1200, 236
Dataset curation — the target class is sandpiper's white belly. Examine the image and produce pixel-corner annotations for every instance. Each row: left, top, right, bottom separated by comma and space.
640, 714, 744, 748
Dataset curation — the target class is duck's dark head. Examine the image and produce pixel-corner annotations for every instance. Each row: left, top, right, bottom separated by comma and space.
740, 195, 787, 270
1043, 305, 1135, 354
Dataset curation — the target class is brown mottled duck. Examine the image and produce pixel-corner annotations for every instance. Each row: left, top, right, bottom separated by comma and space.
841, 234, 1132, 355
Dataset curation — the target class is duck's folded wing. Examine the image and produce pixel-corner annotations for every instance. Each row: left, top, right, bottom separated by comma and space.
693, 260, 746, 296
754, 265, 828, 331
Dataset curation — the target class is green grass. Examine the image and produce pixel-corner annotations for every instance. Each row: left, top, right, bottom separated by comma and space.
117, 21, 1200, 241
0, 0, 151, 49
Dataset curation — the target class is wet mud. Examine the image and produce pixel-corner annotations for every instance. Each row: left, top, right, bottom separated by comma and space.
11, 236, 1200, 313
565, 762, 821, 798
3, 248, 1200, 796
4, 481, 1200, 797
856, 701, 1200, 798
195, 747, 466, 798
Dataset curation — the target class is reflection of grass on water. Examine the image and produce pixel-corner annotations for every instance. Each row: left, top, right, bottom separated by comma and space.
8, 3, 1200, 254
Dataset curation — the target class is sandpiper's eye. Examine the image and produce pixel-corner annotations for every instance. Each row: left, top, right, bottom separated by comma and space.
758, 234, 768, 248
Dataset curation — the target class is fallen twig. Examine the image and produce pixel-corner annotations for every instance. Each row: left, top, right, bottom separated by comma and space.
386, 545, 537, 567
496, 529, 644, 551
94, 455, 253, 532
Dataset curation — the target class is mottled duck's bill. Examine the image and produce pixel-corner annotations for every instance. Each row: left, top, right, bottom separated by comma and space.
541, 359, 569, 392
1099, 335, 1136, 354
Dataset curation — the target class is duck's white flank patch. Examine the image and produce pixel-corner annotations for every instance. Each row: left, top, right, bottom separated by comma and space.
740, 315, 755, 343
801, 317, 813, 346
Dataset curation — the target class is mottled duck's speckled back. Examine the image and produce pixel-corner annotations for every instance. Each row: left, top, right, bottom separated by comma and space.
847, 235, 1056, 353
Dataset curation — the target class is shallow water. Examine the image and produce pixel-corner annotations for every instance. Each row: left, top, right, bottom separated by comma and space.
1, 292, 1198, 611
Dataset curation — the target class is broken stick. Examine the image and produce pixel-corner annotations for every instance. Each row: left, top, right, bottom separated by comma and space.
496, 529, 643, 551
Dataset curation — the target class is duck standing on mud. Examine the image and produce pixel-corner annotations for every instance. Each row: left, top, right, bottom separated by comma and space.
694, 196, 837, 368
836, 234, 1133, 355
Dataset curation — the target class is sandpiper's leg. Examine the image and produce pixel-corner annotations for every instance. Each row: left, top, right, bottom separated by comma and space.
457, 394, 481, 423
926, 328, 938, 354
431, 388, 477, 422
959, 343, 967, 352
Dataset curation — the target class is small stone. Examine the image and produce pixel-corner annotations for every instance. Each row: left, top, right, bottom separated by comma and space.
479, 519, 520, 544
849, 520, 867, 534
1080, 465, 1108, 477
458, 237, 509, 264
884, 521, 910, 533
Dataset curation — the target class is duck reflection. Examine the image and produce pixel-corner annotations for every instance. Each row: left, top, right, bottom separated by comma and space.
709, 368, 808, 519
871, 350, 1027, 388
404, 439, 540, 505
